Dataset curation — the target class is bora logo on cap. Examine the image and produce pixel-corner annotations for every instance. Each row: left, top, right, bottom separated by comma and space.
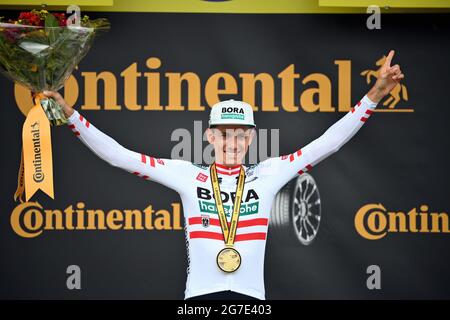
221, 107, 245, 120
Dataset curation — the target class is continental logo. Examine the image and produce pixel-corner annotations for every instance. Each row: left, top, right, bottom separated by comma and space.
30, 121, 44, 183
10, 201, 182, 238
355, 204, 449, 240
14, 56, 411, 116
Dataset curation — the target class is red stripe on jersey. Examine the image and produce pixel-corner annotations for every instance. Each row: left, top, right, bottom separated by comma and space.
74, 131, 80, 136
189, 231, 266, 242
357, 101, 362, 107
79, 114, 84, 122
189, 231, 224, 241
86, 121, 90, 128
238, 218, 269, 228
150, 156, 156, 167
68, 124, 75, 129
306, 164, 313, 171
216, 163, 241, 170
188, 217, 268, 228
188, 217, 220, 226
141, 154, 146, 164
235, 232, 267, 242
360, 117, 368, 122
365, 109, 373, 115
351, 107, 355, 113
289, 153, 294, 162
298, 169, 304, 175
216, 169, 240, 176
296, 149, 302, 157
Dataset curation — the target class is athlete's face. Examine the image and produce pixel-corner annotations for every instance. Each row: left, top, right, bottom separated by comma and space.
206, 125, 255, 166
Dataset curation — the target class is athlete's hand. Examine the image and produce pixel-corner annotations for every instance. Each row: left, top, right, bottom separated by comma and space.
42, 90, 74, 118
367, 50, 405, 103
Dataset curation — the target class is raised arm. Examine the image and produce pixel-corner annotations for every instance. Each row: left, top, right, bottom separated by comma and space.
44, 91, 191, 194
260, 50, 404, 193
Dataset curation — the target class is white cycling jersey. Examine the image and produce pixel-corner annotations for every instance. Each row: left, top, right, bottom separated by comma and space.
67, 95, 377, 299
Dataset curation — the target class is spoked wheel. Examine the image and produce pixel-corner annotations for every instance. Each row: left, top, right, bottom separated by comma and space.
270, 173, 321, 246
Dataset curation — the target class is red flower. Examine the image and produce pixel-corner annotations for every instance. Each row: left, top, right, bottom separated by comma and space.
53, 13, 67, 27
3, 28, 21, 43
18, 12, 31, 20
18, 11, 42, 26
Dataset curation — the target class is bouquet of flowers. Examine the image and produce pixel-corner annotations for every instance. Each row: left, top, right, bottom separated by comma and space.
0, 9, 110, 125
0, 10, 109, 203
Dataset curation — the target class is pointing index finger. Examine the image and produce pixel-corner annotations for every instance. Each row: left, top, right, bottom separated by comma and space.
384, 50, 395, 67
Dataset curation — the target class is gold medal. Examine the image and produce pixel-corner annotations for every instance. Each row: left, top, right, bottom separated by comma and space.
210, 163, 246, 273
217, 247, 241, 273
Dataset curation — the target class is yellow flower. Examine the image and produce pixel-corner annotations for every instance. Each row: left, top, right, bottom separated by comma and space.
32, 9, 49, 20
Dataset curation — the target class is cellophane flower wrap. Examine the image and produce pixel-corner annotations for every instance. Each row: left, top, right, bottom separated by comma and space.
0, 10, 110, 125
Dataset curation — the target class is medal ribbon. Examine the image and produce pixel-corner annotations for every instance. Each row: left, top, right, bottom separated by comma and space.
210, 162, 246, 246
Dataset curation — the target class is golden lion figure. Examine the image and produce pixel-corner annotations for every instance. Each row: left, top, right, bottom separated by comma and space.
361, 55, 408, 108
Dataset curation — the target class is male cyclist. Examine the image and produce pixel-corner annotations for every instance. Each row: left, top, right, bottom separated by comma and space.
44, 50, 403, 300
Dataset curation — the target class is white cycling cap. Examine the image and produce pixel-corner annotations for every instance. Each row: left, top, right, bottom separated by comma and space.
208, 99, 256, 128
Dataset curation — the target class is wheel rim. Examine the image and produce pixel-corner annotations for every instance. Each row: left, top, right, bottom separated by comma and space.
292, 173, 321, 245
